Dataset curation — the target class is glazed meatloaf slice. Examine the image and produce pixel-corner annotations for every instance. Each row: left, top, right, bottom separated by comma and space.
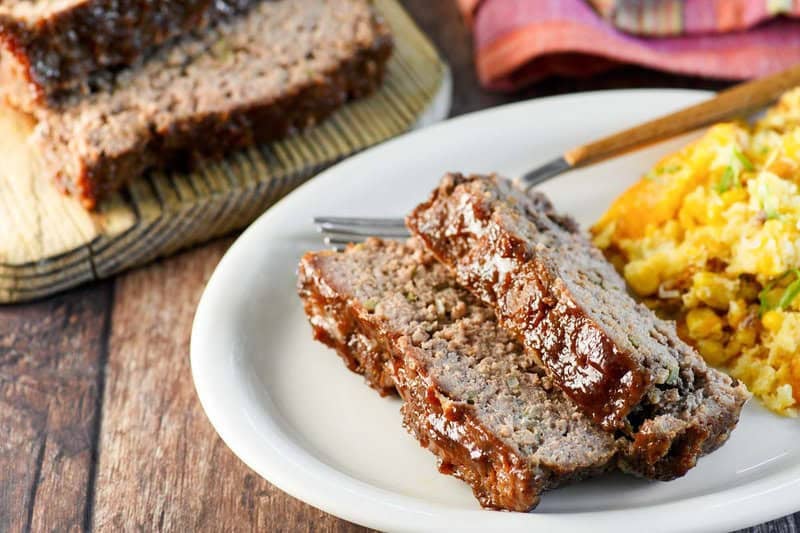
0, 0, 261, 112
31, 0, 392, 209
407, 173, 749, 479
298, 238, 619, 511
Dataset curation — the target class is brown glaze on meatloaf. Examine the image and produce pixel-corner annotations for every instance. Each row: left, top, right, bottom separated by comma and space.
31, 0, 392, 210
298, 238, 619, 511
0, 0, 261, 111
407, 173, 749, 480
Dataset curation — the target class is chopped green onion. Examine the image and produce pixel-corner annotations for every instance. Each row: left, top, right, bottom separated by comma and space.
714, 147, 754, 194
666, 365, 679, 385
627, 334, 639, 348
778, 271, 800, 310
733, 147, 754, 171
758, 292, 769, 317
759, 273, 788, 315
714, 167, 735, 193
759, 270, 800, 315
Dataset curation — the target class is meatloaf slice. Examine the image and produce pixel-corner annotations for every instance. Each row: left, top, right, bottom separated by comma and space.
297, 238, 619, 511
31, 0, 392, 209
407, 173, 749, 479
0, 0, 261, 112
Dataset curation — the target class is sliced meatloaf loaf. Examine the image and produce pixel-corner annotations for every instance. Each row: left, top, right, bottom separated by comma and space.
31, 0, 392, 209
0, 0, 261, 112
407, 173, 749, 479
298, 238, 619, 511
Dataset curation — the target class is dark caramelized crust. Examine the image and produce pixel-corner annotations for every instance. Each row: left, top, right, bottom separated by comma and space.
297, 238, 618, 511
30, 0, 392, 209
298, 259, 396, 397
407, 173, 749, 480
301, 283, 539, 509
392, 341, 539, 511
0, 0, 261, 111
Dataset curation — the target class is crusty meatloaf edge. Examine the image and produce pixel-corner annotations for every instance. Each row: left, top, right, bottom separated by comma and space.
297, 249, 541, 510
298, 252, 397, 397
34, 20, 392, 210
297, 241, 621, 511
407, 172, 749, 480
407, 173, 646, 428
0, 0, 262, 110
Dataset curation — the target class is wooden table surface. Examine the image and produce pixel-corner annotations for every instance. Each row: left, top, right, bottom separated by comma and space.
2, 2, 797, 532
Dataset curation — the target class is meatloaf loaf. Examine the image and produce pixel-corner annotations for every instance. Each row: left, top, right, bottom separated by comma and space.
31, 0, 392, 209
0, 0, 261, 112
407, 173, 749, 479
298, 238, 619, 511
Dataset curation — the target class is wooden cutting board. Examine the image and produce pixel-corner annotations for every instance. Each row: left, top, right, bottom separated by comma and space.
0, 0, 449, 304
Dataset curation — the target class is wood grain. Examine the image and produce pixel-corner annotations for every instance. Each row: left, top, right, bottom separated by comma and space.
736, 521, 799, 533
0, 281, 111, 532
0, 0, 445, 304
0, 1, 798, 532
89, 240, 368, 532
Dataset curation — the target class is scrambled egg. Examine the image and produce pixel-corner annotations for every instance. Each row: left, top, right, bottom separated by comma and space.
593, 89, 800, 416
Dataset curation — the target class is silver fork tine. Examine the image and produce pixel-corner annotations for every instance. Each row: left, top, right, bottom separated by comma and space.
320, 230, 409, 244
313, 216, 408, 240
318, 226, 410, 238
313, 216, 405, 229
323, 235, 402, 246
323, 233, 407, 251
324, 235, 365, 246
312, 162, 565, 246
324, 236, 355, 251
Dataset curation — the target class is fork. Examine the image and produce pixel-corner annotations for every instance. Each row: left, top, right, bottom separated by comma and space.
315, 64, 800, 248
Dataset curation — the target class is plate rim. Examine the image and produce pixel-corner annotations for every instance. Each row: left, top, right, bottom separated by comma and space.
191, 88, 800, 532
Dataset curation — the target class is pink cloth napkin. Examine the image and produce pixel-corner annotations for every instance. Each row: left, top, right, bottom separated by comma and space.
457, 0, 800, 91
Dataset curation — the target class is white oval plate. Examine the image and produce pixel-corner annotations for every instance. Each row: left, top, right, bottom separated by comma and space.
191, 90, 800, 533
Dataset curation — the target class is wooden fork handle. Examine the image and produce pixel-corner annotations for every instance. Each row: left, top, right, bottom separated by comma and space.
563, 63, 800, 168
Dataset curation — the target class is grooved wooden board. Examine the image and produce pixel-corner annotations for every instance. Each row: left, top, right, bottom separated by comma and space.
0, 0, 448, 304
4, 3, 798, 530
